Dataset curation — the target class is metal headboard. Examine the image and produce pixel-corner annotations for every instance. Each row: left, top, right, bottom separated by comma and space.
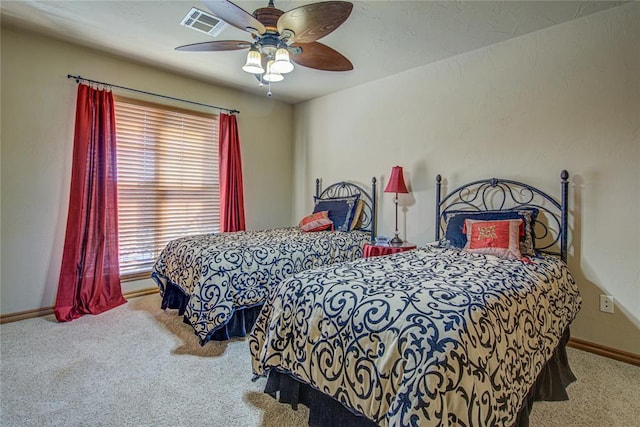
435, 171, 569, 261
315, 177, 377, 242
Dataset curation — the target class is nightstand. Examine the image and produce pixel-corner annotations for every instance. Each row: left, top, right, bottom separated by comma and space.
363, 242, 417, 258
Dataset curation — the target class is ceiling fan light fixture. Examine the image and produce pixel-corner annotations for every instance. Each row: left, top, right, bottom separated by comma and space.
180, 0, 354, 95
242, 47, 264, 74
271, 47, 294, 74
263, 60, 284, 82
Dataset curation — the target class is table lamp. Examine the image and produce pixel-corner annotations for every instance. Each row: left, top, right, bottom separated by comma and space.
384, 166, 409, 246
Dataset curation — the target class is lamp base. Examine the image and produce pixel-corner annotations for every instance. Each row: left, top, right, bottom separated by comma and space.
389, 235, 404, 247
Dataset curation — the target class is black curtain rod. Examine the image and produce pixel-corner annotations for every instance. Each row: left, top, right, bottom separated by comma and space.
67, 74, 239, 114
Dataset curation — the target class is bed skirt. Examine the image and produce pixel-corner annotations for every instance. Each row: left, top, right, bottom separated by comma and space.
159, 280, 263, 344
263, 327, 576, 427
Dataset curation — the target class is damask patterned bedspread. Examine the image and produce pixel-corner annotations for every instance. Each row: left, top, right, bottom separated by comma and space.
250, 244, 582, 426
152, 227, 370, 344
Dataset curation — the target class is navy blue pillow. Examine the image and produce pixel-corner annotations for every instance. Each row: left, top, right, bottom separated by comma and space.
443, 208, 539, 255
313, 195, 360, 232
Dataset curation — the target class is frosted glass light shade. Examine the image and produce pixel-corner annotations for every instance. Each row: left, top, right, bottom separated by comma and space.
242, 49, 264, 74
263, 60, 284, 82
271, 48, 294, 74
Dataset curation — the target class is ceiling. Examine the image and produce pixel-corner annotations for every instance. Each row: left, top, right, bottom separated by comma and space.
1, 1, 624, 104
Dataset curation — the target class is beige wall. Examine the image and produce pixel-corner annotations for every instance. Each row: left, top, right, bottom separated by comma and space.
1, 27, 294, 314
292, 3, 640, 354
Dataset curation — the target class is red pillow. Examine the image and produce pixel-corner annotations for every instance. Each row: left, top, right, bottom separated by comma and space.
299, 211, 334, 232
462, 218, 523, 259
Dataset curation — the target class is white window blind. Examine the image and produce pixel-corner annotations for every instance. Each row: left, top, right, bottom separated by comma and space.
114, 96, 220, 280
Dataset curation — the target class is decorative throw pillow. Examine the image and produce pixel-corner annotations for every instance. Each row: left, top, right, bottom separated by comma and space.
299, 211, 333, 232
313, 194, 360, 232
349, 199, 365, 230
442, 208, 538, 256
462, 218, 523, 260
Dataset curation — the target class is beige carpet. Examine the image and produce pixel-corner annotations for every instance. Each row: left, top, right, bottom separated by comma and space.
1, 294, 638, 426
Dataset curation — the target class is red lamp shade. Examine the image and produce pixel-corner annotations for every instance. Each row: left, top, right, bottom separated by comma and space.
384, 166, 409, 194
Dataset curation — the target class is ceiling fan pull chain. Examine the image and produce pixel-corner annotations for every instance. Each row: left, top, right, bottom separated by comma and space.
267, 81, 272, 97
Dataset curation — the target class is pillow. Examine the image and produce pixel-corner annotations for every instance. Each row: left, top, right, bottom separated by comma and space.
299, 211, 333, 232
313, 194, 360, 232
462, 218, 523, 260
349, 199, 365, 230
442, 208, 538, 256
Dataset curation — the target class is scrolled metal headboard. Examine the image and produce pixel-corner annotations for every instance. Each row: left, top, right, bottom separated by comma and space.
435, 171, 569, 261
315, 177, 377, 242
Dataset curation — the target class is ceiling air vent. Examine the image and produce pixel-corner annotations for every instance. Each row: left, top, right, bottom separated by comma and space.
180, 7, 228, 37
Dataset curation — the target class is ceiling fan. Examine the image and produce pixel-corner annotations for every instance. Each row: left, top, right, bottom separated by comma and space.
176, 0, 353, 93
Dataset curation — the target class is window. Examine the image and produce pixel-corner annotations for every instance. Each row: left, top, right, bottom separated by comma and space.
114, 96, 220, 280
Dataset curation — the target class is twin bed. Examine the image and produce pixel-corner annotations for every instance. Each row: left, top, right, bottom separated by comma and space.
152, 170, 581, 426
248, 171, 582, 426
152, 178, 377, 344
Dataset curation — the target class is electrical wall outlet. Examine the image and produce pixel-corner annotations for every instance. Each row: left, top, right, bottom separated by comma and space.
599, 294, 614, 314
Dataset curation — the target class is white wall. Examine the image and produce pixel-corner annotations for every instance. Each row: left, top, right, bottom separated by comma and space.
292, 3, 640, 354
1, 27, 294, 314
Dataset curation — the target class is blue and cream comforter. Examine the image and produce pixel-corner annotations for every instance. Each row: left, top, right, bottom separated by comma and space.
152, 227, 370, 343
249, 243, 582, 426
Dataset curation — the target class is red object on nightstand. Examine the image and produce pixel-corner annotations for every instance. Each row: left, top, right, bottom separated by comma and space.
363, 242, 417, 258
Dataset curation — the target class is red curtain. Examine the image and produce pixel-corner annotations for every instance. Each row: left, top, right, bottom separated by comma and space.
219, 113, 246, 232
54, 84, 127, 322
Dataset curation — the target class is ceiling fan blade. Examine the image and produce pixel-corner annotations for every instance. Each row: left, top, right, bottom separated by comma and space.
278, 1, 352, 44
175, 40, 251, 52
290, 42, 353, 71
201, 0, 266, 35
